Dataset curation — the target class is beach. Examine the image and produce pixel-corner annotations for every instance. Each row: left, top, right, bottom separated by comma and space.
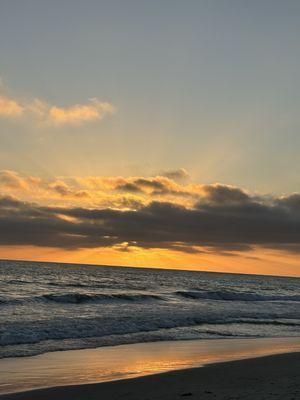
1, 351, 299, 400
1, 337, 300, 399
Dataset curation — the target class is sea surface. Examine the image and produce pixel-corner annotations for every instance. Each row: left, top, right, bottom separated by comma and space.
1, 260, 300, 359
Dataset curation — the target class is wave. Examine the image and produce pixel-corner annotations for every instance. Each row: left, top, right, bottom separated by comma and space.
2, 289, 300, 306
0, 292, 164, 305
47, 282, 148, 291
175, 290, 300, 302
42, 292, 163, 304
2, 315, 300, 358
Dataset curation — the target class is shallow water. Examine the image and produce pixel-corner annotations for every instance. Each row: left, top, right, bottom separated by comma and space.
1, 337, 300, 394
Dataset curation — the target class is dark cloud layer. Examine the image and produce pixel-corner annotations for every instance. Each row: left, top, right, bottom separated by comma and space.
200, 184, 251, 205
1, 189, 300, 254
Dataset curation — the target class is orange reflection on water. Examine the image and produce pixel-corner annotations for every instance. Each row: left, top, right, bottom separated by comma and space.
1, 337, 300, 395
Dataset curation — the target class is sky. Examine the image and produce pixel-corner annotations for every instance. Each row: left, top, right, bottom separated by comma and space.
0, 1, 300, 276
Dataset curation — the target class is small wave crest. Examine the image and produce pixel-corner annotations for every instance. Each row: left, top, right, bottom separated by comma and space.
42, 292, 163, 304
0, 292, 164, 305
175, 290, 300, 302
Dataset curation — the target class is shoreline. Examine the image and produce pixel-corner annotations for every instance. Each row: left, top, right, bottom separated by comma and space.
1, 337, 300, 397
1, 351, 300, 400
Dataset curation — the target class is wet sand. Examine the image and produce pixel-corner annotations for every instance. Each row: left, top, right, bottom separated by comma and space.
1, 337, 300, 395
1, 351, 300, 400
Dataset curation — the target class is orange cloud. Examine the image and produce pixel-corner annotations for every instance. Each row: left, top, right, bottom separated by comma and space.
0, 170, 253, 211
0, 170, 148, 209
48, 99, 115, 125
0, 88, 115, 126
1, 171, 300, 276
0, 170, 28, 189
29, 98, 115, 126
0, 95, 24, 117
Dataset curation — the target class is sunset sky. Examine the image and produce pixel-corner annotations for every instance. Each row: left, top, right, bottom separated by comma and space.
1, 1, 300, 276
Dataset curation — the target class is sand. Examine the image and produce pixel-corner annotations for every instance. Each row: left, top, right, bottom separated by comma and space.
1, 337, 300, 395
1, 351, 299, 400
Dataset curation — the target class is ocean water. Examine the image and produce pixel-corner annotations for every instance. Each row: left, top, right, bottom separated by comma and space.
0, 260, 300, 359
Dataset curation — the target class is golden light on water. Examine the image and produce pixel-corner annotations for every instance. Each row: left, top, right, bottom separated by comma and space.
2, 338, 300, 395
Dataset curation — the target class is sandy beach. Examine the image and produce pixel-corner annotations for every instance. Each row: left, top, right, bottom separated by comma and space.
1, 351, 299, 400
1, 337, 300, 395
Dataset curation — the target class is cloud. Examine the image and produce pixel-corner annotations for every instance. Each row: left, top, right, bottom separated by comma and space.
30, 98, 115, 125
0, 170, 148, 209
199, 183, 250, 205
1, 189, 300, 255
0, 90, 115, 126
115, 178, 170, 194
159, 168, 190, 182
0, 95, 24, 118
0, 170, 28, 189
276, 194, 300, 212
116, 182, 143, 193
48, 181, 91, 198
73, 174, 196, 198
1, 170, 300, 257
114, 176, 196, 197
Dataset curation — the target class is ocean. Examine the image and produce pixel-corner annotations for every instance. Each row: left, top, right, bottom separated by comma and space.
1, 260, 300, 359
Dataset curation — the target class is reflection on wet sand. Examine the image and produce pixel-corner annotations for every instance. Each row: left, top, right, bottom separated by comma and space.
1, 337, 300, 395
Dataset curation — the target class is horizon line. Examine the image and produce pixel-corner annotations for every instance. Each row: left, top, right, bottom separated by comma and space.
1, 257, 299, 280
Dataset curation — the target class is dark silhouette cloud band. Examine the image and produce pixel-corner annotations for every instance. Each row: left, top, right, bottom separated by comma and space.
1, 188, 300, 254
